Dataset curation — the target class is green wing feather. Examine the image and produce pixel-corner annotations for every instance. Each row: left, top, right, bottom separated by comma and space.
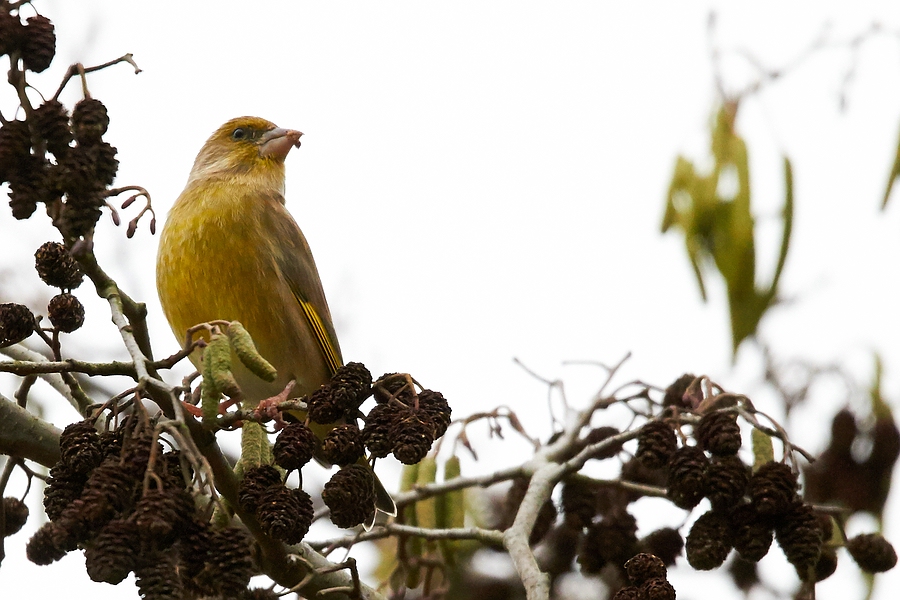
263, 191, 343, 376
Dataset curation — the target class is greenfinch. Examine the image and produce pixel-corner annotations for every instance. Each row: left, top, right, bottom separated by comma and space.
156, 116, 394, 517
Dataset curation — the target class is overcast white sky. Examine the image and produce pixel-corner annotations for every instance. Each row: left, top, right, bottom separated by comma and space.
3, 2, 900, 598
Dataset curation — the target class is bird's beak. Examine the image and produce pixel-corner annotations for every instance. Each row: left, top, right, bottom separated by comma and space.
259, 127, 304, 161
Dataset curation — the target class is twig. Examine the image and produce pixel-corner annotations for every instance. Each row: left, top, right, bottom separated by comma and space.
52, 54, 142, 101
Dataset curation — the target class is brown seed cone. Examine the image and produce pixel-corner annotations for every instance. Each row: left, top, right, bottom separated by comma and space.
728, 556, 760, 592
71, 98, 109, 144
686, 510, 733, 570
329, 361, 373, 413
0, 302, 35, 347
26, 521, 70, 565
362, 402, 403, 458
695, 411, 742, 456
391, 409, 436, 465
43, 462, 88, 521
58, 419, 102, 475
814, 546, 839, 582
584, 426, 623, 459
612, 586, 642, 600
2, 496, 29, 536
0, 119, 31, 188
662, 373, 696, 408
60, 189, 104, 238
578, 510, 638, 575
665, 445, 709, 510
207, 526, 254, 597
539, 522, 581, 576
322, 423, 365, 466
273, 422, 318, 471
84, 518, 140, 584
135, 550, 183, 600
238, 465, 283, 514
638, 527, 684, 566
306, 384, 343, 425
561, 476, 600, 528
642, 577, 676, 600
373, 372, 416, 404
0, 11, 24, 57
748, 461, 798, 517
774, 502, 823, 580
706, 455, 750, 512
418, 389, 452, 438
35, 241, 83, 290
624, 552, 667, 585
636, 421, 677, 470
730, 503, 773, 562
322, 464, 376, 528
59, 460, 139, 543
48, 293, 85, 332
32, 100, 73, 157
256, 485, 314, 544
846, 533, 898, 573
131, 488, 192, 548
21, 15, 55, 73
178, 518, 215, 589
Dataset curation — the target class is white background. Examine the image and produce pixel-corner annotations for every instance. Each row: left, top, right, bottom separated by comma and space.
2, 2, 900, 599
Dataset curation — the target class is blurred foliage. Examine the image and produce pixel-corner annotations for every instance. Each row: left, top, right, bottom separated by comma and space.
662, 101, 794, 356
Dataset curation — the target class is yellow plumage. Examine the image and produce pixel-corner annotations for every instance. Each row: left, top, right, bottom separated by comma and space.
157, 116, 394, 518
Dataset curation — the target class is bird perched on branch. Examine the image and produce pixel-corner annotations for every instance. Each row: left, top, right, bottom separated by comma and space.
156, 116, 394, 517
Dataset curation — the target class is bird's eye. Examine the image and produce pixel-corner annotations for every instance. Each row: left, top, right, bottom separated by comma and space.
232, 128, 247, 140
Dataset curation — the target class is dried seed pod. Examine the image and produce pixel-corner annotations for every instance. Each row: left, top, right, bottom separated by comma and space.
749, 461, 798, 517
624, 552, 667, 585
2, 497, 29, 536
706, 455, 750, 512
391, 408, 436, 465
418, 389, 451, 438
578, 511, 638, 575
0, 303, 35, 347
48, 293, 85, 332
34, 241, 83, 289
695, 411, 742, 456
321, 424, 365, 467
32, 100, 73, 157
730, 503, 773, 562
362, 402, 404, 458
21, 15, 55, 73
636, 421, 677, 469
638, 527, 684, 567
666, 445, 709, 510
26, 521, 69, 565
84, 518, 139, 584
641, 577, 676, 600
686, 510, 733, 570
846, 533, 898, 573
322, 464, 376, 529
775, 502, 823, 581
330, 362, 373, 413
373, 372, 416, 404
134, 550, 183, 600
71, 98, 109, 144
58, 419, 102, 475
238, 465, 283, 514
273, 423, 318, 472
662, 373, 696, 408
207, 527, 254, 597
256, 485, 313, 544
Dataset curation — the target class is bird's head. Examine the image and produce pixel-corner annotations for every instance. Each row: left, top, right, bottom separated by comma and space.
188, 116, 303, 182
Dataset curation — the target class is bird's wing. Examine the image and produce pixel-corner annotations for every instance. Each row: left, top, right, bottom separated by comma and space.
263, 192, 343, 376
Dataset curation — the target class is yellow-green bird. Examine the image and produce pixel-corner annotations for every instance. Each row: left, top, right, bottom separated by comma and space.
156, 116, 394, 517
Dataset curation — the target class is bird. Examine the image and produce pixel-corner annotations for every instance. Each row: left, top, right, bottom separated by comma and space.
156, 116, 394, 520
